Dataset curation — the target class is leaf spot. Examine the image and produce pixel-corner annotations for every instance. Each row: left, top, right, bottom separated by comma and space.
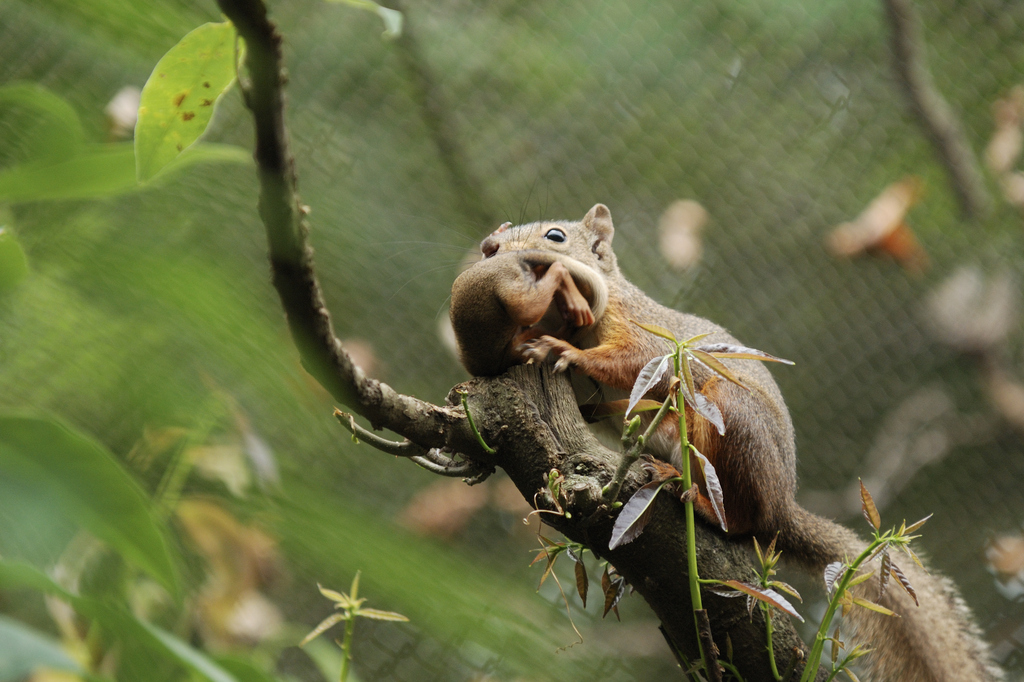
176, 143, 184, 152
173, 92, 187, 107
201, 98, 213, 106
181, 111, 195, 122
203, 81, 211, 88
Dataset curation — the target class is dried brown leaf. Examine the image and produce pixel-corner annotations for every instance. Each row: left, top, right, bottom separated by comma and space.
860, 479, 881, 530
575, 559, 589, 608
889, 561, 918, 606
903, 513, 932, 535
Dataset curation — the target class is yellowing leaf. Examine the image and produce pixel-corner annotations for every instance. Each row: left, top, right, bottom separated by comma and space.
630, 319, 677, 342
299, 612, 346, 647
136, 22, 239, 181
851, 597, 897, 617
316, 584, 350, 606
357, 608, 409, 622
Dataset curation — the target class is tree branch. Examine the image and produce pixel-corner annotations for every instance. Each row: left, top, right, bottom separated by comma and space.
882, 0, 992, 219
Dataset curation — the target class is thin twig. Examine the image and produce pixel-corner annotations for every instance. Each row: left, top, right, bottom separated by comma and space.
335, 409, 491, 480
882, 0, 991, 219
602, 397, 675, 503
695, 609, 723, 682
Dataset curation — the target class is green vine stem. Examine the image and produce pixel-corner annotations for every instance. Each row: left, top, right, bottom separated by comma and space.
459, 389, 495, 455
675, 346, 710, 678
339, 615, 356, 682
764, 604, 781, 680
798, 537, 884, 682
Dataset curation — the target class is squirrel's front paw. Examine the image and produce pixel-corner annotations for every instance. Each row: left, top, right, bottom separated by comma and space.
517, 336, 575, 372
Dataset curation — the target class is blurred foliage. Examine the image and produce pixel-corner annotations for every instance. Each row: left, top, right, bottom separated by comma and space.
1, 0, 1023, 680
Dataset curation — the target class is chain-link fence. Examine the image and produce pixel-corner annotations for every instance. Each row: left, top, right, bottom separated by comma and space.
2, 0, 1023, 679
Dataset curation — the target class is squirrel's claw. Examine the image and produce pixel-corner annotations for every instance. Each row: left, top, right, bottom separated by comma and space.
517, 336, 574, 371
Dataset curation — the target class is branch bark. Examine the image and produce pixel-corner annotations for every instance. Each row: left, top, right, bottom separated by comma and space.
883, 0, 992, 219
216, 0, 826, 678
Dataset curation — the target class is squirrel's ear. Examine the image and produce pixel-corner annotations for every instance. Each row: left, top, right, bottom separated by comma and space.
582, 204, 614, 242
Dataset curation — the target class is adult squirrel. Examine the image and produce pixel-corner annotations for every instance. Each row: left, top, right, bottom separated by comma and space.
449, 204, 1002, 682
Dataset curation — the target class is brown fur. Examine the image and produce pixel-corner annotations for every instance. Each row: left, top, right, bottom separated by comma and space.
449, 204, 1002, 681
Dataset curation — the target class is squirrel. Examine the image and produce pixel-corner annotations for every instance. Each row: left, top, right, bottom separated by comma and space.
449, 204, 1002, 682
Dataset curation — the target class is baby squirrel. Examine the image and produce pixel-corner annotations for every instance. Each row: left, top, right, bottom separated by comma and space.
450, 204, 1001, 682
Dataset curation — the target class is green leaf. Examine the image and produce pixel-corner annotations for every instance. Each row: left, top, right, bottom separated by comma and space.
140, 620, 238, 682
0, 227, 29, 293
136, 21, 238, 181
0, 142, 249, 203
0, 144, 136, 202
0, 614, 83, 680
213, 655, 282, 682
0, 416, 178, 595
0, 560, 236, 682
0, 83, 85, 163
325, 0, 403, 39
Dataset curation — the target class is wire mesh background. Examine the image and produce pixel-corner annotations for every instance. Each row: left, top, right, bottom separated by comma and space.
2, 0, 1024, 679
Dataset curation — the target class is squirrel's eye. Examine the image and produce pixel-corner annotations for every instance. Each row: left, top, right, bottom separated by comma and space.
544, 228, 567, 243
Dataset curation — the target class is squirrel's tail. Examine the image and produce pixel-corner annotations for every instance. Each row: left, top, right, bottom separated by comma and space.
775, 505, 1003, 682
